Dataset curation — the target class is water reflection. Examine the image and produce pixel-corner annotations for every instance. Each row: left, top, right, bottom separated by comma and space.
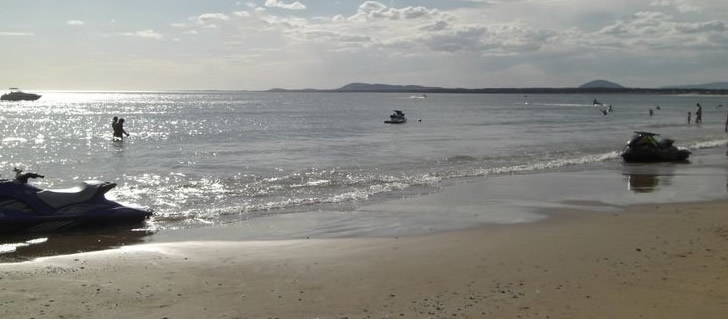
622, 163, 678, 193
627, 174, 659, 193
0, 228, 153, 263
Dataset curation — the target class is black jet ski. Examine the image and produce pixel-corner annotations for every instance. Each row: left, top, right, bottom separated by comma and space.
384, 110, 407, 124
621, 131, 691, 163
0, 168, 152, 234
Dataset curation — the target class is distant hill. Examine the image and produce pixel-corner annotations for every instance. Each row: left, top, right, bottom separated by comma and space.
662, 82, 728, 90
336, 82, 444, 92
264, 82, 728, 95
579, 80, 624, 89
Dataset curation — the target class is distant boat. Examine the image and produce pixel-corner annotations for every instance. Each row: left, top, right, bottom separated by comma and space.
1, 88, 42, 101
384, 110, 407, 124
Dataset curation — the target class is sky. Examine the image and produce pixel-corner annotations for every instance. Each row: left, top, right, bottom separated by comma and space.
1, 0, 727, 90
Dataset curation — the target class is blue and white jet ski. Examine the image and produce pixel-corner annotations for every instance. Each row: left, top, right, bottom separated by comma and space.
0, 168, 152, 234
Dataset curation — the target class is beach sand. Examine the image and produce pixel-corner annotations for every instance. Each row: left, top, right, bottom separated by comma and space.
2, 199, 728, 319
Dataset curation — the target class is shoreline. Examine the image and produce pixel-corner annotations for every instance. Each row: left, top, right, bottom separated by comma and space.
2, 198, 728, 318
2, 148, 727, 262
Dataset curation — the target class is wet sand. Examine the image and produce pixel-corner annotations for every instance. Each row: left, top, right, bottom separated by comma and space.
2, 199, 728, 319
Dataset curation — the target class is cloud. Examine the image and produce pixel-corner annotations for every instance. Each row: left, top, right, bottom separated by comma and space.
67, 20, 85, 26
110, 30, 163, 40
172, 13, 230, 29
239, 1, 559, 56
675, 20, 726, 33
572, 11, 728, 51
0, 31, 35, 36
349, 1, 441, 21
421, 21, 450, 32
265, 0, 306, 10
650, 0, 701, 13
197, 13, 230, 23
294, 30, 371, 43
419, 22, 556, 55
233, 11, 251, 18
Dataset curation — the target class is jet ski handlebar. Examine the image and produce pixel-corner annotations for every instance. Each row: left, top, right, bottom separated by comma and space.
13, 168, 45, 184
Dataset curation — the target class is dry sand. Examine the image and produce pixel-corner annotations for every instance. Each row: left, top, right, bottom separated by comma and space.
2, 200, 728, 319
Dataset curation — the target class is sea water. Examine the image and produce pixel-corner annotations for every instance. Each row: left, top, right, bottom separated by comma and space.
1, 92, 727, 235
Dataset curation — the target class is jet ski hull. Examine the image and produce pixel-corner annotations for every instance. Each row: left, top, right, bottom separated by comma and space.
0, 178, 152, 235
621, 149, 691, 163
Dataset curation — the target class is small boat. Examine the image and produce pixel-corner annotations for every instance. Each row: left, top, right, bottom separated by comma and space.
621, 131, 691, 163
1, 88, 42, 101
384, 110, 407, 124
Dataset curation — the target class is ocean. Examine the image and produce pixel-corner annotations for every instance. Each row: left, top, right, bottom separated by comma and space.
1, 92, 727, 255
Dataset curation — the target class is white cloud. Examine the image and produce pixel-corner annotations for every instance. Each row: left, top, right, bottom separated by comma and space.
294, 30, 371, 43
67, 20, 85, 26
265, 0, 306, 10
233, 11, 251, 17
583, 11, 728, 50
348, 1, 440, 21
0, 32, 35, 36
675, 20, 726, 33
650, 0, 701, 13
112, 29, 164, 40
172, 13, 230, 29
197, 13, 230, 23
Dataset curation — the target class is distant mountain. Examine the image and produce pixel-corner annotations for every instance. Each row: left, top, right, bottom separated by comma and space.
336, 82, 444, 92
579, 80, 624, 89
662, 82, 728, 90
264, 82, 727, 95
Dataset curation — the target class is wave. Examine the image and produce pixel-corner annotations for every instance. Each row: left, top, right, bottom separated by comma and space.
685, 138, 728, 150
534, 103, 596, 107
468, 151, 621, 177
141, 149, 625, 226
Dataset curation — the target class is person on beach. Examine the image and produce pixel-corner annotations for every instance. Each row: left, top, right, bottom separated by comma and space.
688, 112, 691, 124
695, 103, 703, 124
113, 118, 130, 139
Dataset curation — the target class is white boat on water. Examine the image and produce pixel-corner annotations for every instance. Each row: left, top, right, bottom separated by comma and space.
1, 88, 42, 101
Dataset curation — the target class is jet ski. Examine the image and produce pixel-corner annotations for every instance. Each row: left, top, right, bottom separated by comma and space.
384, 110, 407, 124
621, 131, 691, 163
0, 168, 152, 234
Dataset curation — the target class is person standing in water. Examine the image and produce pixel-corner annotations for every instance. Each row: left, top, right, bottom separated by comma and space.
113, 118, 130, 139
688, 112, 691, 124
695, 103, 703, 124
111, 116, 119, 138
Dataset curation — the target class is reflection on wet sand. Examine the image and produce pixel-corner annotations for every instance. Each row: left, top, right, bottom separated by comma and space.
622, 162, 680, 193
0, 228, 153, 263
627, 174, 659, 193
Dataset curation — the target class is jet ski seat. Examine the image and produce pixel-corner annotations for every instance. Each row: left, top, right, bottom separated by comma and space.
37, 181, 116, 209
